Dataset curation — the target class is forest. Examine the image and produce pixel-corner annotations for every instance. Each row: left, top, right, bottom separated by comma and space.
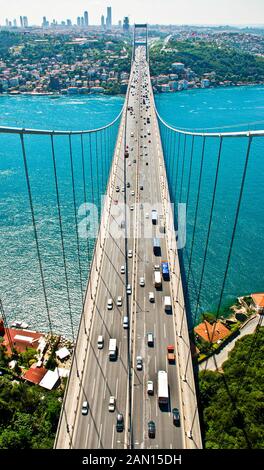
199, 327, 264, 448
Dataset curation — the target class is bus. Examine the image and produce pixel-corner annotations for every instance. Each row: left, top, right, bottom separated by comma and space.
161, 261, 170, 280
158, 370, 169, 405
153, 238, 161, 256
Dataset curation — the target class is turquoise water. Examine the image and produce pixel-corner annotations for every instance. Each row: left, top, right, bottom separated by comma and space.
156, 86, 264, 322
0, 87, 263, 334
0, 95, 124, 336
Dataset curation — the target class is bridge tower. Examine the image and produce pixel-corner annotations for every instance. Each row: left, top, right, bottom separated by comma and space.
133, 24, 148, 62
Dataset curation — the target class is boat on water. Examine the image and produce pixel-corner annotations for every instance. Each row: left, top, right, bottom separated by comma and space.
49, 94, 60, 99
10, 320, 29, 329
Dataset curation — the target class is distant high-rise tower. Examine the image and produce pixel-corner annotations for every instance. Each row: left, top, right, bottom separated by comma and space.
101, 15, 105, 29
42, 16, 47, 27
5, 18, 9, 27
84, 11, 89, 27
23, 16, 28, 27
123, 16, 129, 33
20, 16, 23, 27
118, 20, 122, 27
67, 19, 72, 26
106, 6, 112, 30
77, 16, 81, 27
81, 17, 84, 27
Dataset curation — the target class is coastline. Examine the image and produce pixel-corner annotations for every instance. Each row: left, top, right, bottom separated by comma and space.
0, 81, 263, 98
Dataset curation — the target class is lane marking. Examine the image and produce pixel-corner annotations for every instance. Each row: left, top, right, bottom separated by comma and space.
164, 323, 167, 339
111, 424, 115, 449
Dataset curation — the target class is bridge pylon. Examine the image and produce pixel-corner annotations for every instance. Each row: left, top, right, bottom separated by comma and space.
133, 24, 148, 62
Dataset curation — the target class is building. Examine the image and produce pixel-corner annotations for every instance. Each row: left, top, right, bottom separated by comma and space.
251, 293, 264, 313
106, 7, 112, 30
2, 328, 45, 355
80, 17, 84, 27
20, 16, 23, 28
84, 11, 89, 27
23, 365, 47, 385
101, 15, 105, 29
23, 16, 28, 27
194, 320, 230, 344
77, 17, 81, 27
161, 84, 170, 93
172, 62, 185, 72
123, 17, 129, 33
201, 78, 210, 88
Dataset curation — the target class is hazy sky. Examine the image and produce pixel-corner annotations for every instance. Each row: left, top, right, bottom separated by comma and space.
1, 0, 264, 26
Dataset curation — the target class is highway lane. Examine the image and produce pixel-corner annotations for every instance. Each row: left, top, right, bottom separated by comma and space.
129, 53, 184, 448
66, 48, 186, 449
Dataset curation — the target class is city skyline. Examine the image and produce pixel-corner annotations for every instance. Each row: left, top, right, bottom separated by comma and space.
1, 0, 264, 27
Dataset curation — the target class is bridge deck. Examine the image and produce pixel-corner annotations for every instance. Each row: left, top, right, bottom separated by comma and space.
55, 47, 202, 450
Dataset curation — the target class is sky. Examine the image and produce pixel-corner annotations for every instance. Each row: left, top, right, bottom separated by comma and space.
1, 0, 264, 26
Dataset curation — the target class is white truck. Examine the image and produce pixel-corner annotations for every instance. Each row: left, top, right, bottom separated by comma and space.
108, 338, 117, 360
154, 271, 162, 289
158, 370, 169, 405
164, 296, 172, 312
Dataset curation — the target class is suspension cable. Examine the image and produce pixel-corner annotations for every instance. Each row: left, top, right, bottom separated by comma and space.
193, 137, 223, 323
20, 134, 53, 334
51, 134, 75, 341
68, 134, 84, 305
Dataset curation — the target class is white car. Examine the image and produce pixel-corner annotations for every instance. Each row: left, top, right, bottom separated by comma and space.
128, 249, 133, 258
147, 381, 154, 395
107, 298, 113, 310
81, 401, 88, 415
108, 396, 116, 412
130, 205, 134, 211
120, 265, 125, 274
117, 296, 122, 307
128, 161, 132, 166
131, 190, 135, 196
139, 277, 145, 287
136, 356, 143, 370
116, 186, 120, 192
122, 186, 125, 192
127, 284, 132, 295
145, 213, 149, 219
149, 292, 155, 302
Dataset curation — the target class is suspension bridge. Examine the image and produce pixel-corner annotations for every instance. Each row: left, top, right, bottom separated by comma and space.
0, 24, 263, 450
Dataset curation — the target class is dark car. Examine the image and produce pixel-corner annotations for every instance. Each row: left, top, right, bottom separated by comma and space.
148, 420, 156, 438
116, 413, 124, 432
172, 408, 180, 426
140, 185, 143, 190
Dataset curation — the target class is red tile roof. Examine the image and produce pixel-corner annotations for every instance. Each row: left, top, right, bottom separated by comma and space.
251, 293, 264, 308
3, 328, 43, 355
194, 320, 230, 343
23, 365, 47, 385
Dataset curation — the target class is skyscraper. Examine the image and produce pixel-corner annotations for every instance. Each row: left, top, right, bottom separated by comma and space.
13, 19, 17, 27
5, 18, 9, 27
106, 7, 112, 30
23, 16, 28, 27
123, 17, 130, 33
20, 16, 23, 27
77, 17, 81, 27
101, 15, 105, 29
84, 11, 89, 27
80, 17, 84, 27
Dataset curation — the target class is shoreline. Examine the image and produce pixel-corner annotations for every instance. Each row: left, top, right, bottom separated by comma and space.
0, 82, 263, 98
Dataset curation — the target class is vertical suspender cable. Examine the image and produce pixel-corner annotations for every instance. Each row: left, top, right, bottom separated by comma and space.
51, 134, 75, 341
20, 134, 53, 335
68, 134, 84, 305
186, 136, 206, 286
193, 137, 223, 323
